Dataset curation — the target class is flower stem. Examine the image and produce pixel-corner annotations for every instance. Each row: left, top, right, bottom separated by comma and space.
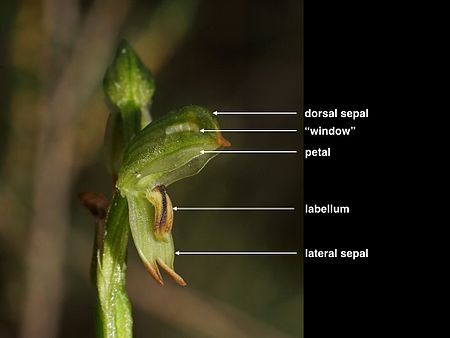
96, 193, 132, 338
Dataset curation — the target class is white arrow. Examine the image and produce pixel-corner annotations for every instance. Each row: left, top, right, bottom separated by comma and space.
173, 206, 295, 211
200, 128, 297, 133
200, 150, 297, 154
213, 111, 297, 116
176, 251, 298, 255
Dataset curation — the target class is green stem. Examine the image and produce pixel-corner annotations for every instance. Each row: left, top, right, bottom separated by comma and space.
96, 193, 132, 338
95, 39, 156, 337
121, 106, 143, 142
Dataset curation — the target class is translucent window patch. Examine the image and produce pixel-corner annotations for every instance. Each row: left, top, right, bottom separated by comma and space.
165, 122, 199, 135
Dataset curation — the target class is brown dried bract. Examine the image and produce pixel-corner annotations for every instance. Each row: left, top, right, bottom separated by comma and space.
79, 192, 109, 220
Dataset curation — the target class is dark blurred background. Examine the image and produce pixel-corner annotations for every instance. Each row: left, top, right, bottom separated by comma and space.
0, 0, 302, 337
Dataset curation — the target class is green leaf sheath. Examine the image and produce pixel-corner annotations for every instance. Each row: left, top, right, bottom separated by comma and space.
96, 193, 132, 338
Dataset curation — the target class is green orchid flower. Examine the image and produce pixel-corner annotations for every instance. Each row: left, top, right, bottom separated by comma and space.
117, 105, 230, 285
